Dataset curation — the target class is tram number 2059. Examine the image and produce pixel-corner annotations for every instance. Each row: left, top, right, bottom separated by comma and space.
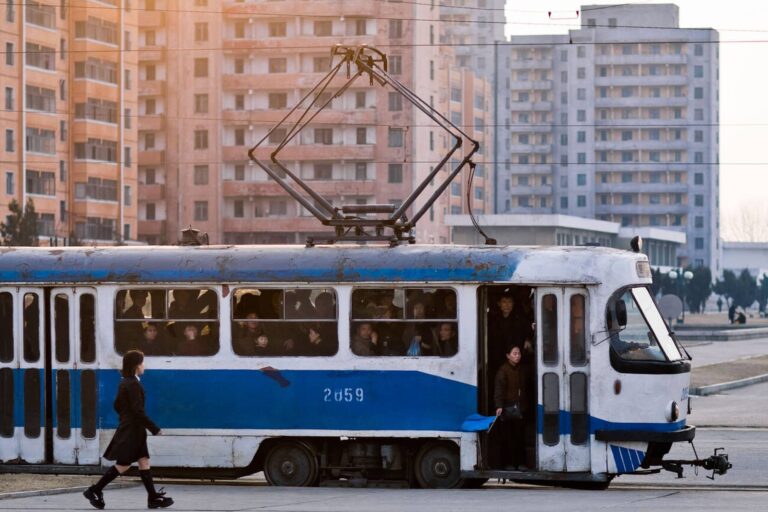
323, 387, 365, 403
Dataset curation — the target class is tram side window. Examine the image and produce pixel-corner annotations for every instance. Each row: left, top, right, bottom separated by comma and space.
350, 288, 458, 357
231, 288, 338, 357
0, 292, 12, 363
570, 294, 587, 366
23, 293, 40, 363
114, 288, 219, 356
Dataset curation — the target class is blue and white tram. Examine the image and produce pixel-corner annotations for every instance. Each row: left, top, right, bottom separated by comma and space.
0, 244, 721, 487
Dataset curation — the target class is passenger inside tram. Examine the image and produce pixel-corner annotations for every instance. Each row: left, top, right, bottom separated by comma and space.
351, 322, 378, 356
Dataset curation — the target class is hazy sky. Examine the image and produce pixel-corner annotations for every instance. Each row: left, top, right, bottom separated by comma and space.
504, 1, 768, 228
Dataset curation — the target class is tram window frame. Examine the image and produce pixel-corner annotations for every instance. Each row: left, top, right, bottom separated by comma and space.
349, 287, 459, 358
0, 292, 12, 363
541, 294, 558, 365
606, 286, 686, 369
113, 287, 220, 357
54, 294, 70, 363
80, 293, 96, 363
230, 287, 339, 357
569, 294, 587, 366
23, 293, 41, 363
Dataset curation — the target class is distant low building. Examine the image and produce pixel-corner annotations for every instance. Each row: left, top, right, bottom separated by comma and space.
446, 213, 685, 268
721, 242, 768, 278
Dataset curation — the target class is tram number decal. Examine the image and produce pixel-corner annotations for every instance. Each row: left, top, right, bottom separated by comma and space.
323, 387, 365, 403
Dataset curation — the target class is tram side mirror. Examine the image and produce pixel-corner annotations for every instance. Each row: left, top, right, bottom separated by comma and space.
615, 300, 628, 327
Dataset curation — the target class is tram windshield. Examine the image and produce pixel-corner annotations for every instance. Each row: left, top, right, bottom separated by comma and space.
607, 287, 683, 362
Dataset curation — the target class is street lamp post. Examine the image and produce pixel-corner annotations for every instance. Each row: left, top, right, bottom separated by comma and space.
668, 269, 694, 323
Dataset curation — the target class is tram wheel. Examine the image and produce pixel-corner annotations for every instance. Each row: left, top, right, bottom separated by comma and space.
263, 441, 319, 487
414, 441, 463, 489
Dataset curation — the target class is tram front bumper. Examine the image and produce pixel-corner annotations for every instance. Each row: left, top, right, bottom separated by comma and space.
595, 425, 696, 443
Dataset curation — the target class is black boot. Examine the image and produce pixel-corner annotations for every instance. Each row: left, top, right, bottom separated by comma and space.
147, 488, 174, 509
82, 487, 105, 510
140, 469, 173, 509
84, 466, 119, 509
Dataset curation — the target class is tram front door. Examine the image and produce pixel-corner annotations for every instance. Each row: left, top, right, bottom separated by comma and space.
0, 287, 99, 465
536, 287, 591, 472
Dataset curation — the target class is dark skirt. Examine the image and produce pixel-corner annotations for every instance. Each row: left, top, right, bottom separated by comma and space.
103, 421, 149, 465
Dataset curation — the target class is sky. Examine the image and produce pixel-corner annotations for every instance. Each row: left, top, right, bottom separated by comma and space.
504, 1, 768, 238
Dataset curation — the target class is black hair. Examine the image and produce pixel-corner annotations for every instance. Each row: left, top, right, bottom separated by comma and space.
121, 350, 144, 378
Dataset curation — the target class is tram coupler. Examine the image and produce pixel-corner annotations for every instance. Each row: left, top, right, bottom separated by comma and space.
661, 447, 732, 480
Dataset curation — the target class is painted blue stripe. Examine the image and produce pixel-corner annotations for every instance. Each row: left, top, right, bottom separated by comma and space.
629, 448, 642, 470
620, 447, 633, 472
7, 368, 688, 435
611, 445, 626, 473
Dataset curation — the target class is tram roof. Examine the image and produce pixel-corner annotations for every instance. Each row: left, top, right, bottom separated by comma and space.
0, 244, 642, 285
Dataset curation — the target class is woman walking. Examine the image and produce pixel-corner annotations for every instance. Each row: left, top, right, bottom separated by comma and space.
83, 350, 173, 509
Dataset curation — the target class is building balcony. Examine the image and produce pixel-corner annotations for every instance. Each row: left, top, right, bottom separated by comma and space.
509, 144, 552, 154
222, 217, 322, 233
138, 10, 165, 28
223, 35, 373, 54
139, 47, 166, 62
222, 108, 376, 125
595, 182, 688, 194
596, 96, 688, 108
595, 75, 688, 87
138, 114, 165, 131
138, 219, 166, 237
595, 204, 688, 215
139, 80, 165, 97
223, 0, 377, 17
222, 179, 377, 198
509, 58, 553, 70
594, 139, 688, 151
510, 185, 553, 195
509, 101, 553, 112
508, 124, 553, 133
595, 118, 682, 127
509, 163, 553, 175
221, 72, 354, 91
595, 54, 688, 66
138, 149, 165, 166
138, 183, 165, 201
245, 144, 376, 162
509, 80, 553, 90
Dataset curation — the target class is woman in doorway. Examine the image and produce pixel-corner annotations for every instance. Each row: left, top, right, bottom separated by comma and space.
83, 350, 173, 510
493, 345, 529, 471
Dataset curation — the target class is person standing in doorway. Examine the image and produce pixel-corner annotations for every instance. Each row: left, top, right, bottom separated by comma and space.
83, 350, 173, 509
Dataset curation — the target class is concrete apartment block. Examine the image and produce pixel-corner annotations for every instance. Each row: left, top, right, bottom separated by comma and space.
493, 4, 720, 271
135, 0, 493, 245
0, 0, 138, 244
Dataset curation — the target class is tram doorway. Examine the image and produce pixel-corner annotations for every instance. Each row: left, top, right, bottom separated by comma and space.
477, 285, 536, 470
0, 287, 99, 465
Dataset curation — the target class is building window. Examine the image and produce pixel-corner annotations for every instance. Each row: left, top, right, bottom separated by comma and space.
5, 172, 13, 195
314, 20, 332, 36
695, 216, 704, 229
389, 56, 402, 75
234, 94, 245, 110
388, 128, 403, 147
388, 92, 402, 111
145, 203, 156, 221
194, 165, 209, 185
577, 195, 586, 207
268, 58, 286, 73
388, 164, 403, 183
356, 127, 367, 144
4, 129, 13, 152
695, 172, 704, 185
145, 98, 156, 115
314, 163, 332, 180
233, 200, 244, 218
694, 44, 703, 56
268, 22, 286, 37
560, 197, 568, 209
695, 195, 704, 207
234, 20, 245, 38
234, 128, 245, 146
4, 86, 12, 110
234, 164, 245, 181
194, 201, 209, 222
695, 237, 704, 250
694, 87, 704, 99
314, 128, 333, 145
268, 93, 287, 109
194, 94, 208, 114
194, 58, 208, 78
577, 174, 586, 186
26, 169, 56, 196
389, 19, 403, 38
355, 162, 367, 180
194, 129, 208, 149
577, 110, 586, 122
5, 42, 13, 66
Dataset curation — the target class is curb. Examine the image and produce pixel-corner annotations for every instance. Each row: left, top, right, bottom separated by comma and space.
0, 482, 139, 501
690, 372, 768, 396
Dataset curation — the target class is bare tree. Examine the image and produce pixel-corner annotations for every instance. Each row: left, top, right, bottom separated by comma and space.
721, 203, 768, 242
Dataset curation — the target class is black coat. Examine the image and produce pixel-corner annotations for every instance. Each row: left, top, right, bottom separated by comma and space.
103, 376, 160, 464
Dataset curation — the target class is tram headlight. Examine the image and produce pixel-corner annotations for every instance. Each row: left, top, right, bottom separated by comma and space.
666, 401, 680, 422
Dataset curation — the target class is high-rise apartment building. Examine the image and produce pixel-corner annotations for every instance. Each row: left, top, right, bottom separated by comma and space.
135, 0, 492, 245
1, 0, 138, 244
494, 4, 720, 271
440, 0, 506, 77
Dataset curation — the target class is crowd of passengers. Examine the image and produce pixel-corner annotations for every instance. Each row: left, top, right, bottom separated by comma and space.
349, 289, 458, 357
